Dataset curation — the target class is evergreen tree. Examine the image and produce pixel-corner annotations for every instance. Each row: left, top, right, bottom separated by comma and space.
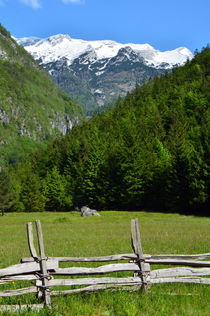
42, 166, 72, 211
0, 168, 14, 215
20, 173, 46, 212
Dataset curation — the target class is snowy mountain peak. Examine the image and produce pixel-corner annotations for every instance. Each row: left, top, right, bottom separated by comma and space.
15, 34, 194, 112
16, 36, 41, 47
46, 34, 72, 45
17, 34, 193, 69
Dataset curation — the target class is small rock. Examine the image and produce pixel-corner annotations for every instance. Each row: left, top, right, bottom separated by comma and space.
81, 206, 100, 217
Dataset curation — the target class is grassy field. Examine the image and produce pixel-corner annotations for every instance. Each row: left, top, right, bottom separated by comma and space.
0, 211, 210, 315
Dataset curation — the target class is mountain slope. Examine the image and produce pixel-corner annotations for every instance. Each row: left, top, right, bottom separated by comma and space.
9, 47, 210, 214
17, 35, 193, 114
0, 25, 82, 165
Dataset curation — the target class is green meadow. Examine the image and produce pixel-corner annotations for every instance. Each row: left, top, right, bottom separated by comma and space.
0, 211, 210, 315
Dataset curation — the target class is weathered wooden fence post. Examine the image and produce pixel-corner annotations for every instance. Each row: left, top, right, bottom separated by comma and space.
35, 220, 51, 307
26, 222, 43, 299
26, 222, 38, 259
131, 218, 150, 290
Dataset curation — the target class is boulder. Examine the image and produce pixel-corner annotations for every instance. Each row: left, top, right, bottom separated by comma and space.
81, 206, 100, 217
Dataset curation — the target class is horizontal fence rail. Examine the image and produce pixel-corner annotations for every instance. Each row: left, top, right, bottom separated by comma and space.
21, 252, 210, 263
0, 219, 209, 311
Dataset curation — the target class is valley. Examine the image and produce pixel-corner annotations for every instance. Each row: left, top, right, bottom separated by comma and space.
1, 45, 209, 215
0, 0, 209, 314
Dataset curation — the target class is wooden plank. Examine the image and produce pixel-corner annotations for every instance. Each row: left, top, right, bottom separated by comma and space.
151, 267, 210, 278
21, 253, 138, 263
0, 274, 39, 284
0, 262, 40, 277
151, 277, 210, 285
52, 263, 141, 275
131, 219, 143, 256
0, 260, 57, 277
51, 284, 142, 296
0, 304, 44, 311
27, 222, 38, 259
37, 276, 142, 287
131, 219, 150, 289
145, 259, 210, 267
149, 253, 210, 260
35, 220, 51, 307
21, 252, 210, 263
0, 286, 37, 297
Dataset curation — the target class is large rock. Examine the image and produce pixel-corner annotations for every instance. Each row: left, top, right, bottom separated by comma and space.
81, 206, 100, 217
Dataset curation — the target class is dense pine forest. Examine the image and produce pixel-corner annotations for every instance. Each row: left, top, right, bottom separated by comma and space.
1, 47, 210, 215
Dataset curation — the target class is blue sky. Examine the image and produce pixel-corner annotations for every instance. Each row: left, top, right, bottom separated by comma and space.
1, 0, 210, 52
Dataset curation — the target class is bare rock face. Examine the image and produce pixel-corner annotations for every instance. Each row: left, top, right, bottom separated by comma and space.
81, 206, 100, 217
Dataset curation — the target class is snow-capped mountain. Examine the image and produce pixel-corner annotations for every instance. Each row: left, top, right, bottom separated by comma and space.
17, 34, 192, 69
17, 34, 193, 113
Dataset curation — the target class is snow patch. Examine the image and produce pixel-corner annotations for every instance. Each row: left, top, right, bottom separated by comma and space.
145, 47, 193, 68
94, 89, 103, 94
95, 71, 105, 76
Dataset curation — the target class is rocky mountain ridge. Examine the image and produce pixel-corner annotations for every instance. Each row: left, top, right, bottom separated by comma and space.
17, 34, 193, 114
17, 34, 192, 68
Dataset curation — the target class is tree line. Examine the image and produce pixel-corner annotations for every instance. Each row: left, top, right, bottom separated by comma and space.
1, 47, 210, 215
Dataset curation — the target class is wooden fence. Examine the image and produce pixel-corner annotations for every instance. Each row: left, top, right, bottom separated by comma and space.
0, 219, 210, 311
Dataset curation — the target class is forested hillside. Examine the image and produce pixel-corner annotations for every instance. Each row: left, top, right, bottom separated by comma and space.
3, 47, 210, 215
0, 25, 82, 166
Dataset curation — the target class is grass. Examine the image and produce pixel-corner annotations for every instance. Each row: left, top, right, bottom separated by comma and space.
0, 211, 210, 315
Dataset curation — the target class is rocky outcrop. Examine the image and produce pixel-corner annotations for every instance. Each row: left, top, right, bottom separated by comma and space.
81, 206, 100, 217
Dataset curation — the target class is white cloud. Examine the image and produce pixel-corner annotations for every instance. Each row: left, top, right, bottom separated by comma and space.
20, 0, 42, 9
61, 0, 85, 4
